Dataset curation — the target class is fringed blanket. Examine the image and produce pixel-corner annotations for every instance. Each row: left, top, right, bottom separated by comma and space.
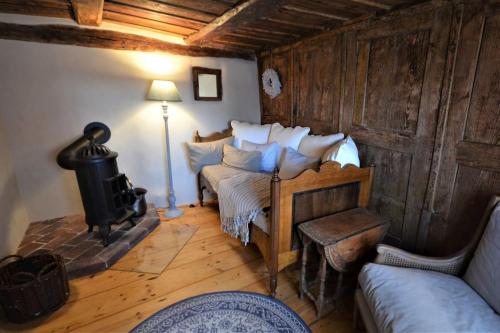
218, 171, 271, 244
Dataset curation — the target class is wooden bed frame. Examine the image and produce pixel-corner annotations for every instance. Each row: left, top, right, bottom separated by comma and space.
194, 129, 375, 296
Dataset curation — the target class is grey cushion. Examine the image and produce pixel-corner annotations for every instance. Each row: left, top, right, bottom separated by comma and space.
465, 203, 500, 313
186, 137, 234, 173
359, 263, 500, 333
241, 140, 280, 173
278, 147, 319, 180
223, 144, 261, 172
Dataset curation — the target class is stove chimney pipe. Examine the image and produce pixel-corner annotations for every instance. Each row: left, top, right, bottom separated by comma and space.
57, 122, 111, 170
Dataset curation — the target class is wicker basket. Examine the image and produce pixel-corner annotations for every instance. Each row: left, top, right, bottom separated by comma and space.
0, 253, 70, 323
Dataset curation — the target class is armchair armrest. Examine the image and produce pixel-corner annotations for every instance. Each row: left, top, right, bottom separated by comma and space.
374, 244, 467, 275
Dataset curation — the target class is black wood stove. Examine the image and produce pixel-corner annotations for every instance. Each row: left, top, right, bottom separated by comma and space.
57, 122, 135, 246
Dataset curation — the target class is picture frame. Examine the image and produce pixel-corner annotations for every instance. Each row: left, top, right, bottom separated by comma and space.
192, 67, 222, 101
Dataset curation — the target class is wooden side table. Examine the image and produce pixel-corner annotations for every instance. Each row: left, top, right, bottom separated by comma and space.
298, 208, 389, 318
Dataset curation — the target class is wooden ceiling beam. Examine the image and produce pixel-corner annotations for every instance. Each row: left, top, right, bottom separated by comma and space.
212, 38, 262, 49
225, 32, 282, 43
185, 0, 259, 45
264, 17, 325, 30
0, 0, 73, 19
282, 5, 350, 21
103, 11, 196, 36
148, 0, 233, 16
185, 0, 287, 46
348, 0, 392, 11
0, 22, 255, 59
204, 41, 254, 54
237, 26, 301, 38
103, 3, 205, 30
71, 0, 104, 26
109, 0, 215, 23
228, 31, 288, 43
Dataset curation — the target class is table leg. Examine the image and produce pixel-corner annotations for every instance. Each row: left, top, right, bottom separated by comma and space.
335, 271, 344, 307
316, 250, 327, 318
299, 237, 311, 299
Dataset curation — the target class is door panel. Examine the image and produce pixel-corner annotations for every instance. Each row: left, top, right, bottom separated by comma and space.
360, 30, 430, 135
426, 5, 500, 254
293, 35, 343, 134
345, 6, 452, 249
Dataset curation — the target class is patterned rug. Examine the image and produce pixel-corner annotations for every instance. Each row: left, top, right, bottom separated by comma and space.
131, 291, 311, 333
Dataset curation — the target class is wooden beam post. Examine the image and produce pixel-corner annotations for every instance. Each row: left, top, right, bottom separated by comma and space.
185, 0, 287, 46
71, 0, 104, 26
185, 0, 258, 45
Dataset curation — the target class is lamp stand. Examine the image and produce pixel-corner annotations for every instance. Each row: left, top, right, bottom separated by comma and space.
162, 102, 183, 219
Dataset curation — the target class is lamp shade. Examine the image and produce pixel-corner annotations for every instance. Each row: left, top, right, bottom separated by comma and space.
146, 80, 182, 102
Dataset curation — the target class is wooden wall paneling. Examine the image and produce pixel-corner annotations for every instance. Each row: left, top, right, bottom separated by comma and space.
293, 35, 343, 134
416, 3, 463, 253
401, 5, 454, 249
341, 30, 357, 133
462, 14, 500, 146
256, 1, 500, 254
259, 48, 293, 126
270, 48, 293, 126
292, 183, 360, 224
426, 3, 500, 254
357, 144, 411, 241
344, 5, 452, 249
443, 166, 500, 252
258, 53, 273, 124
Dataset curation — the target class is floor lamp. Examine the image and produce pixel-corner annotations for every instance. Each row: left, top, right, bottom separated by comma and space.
146, 80, 183, 219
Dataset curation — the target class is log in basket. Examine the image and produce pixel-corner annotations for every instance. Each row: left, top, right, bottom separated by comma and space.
0, 253, 70, 323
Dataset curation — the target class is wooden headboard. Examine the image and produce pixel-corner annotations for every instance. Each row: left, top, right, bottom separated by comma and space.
194, 128, 232, 143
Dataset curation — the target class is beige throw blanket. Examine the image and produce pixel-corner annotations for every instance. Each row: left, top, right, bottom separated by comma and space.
218, 171, 271, 244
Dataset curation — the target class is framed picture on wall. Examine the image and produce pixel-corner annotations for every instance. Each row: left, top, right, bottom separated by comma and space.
192, 67, 222, 101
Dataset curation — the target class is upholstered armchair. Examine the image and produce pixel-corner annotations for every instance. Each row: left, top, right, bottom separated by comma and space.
354, 196, 500, 333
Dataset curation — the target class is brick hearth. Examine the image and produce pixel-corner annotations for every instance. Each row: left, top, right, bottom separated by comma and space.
16, 204, 160, 279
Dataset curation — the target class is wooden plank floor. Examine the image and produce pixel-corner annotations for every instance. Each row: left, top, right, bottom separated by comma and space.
1, 205, 354, 333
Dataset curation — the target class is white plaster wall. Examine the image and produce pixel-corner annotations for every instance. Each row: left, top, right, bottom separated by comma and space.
0, 119, 29, 257
0, 40, 260, 222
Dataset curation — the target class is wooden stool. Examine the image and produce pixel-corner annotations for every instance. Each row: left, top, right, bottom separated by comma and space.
298, 208, 389, 318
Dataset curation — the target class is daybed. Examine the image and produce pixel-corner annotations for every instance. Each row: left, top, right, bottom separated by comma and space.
354, 195, 500, 332
192, 123, 375, 296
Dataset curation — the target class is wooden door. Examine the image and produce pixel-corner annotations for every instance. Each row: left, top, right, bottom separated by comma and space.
343, 5, 454, 249
259, 48, 293, 126
424, 3, 500, 255
293, 34, 343, 134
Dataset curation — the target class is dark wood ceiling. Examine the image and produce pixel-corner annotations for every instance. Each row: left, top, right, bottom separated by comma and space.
0, 0, 426, 54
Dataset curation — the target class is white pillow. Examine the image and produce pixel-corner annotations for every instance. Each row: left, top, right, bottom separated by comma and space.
268, 123, 310, 164
223, 144, 261, 172
268, 123, 310, 150
298, 133, 344, 159
278, 147, 319, 180
322, 136, 360, 167
241, 140, 280, 173
231, 120, 271, 148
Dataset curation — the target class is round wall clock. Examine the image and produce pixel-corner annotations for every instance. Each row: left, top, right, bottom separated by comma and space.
262, 68, 282, 99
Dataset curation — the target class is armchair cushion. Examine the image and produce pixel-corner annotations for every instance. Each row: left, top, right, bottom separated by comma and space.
464, 203, 500, 313
359, 263, 500, 333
